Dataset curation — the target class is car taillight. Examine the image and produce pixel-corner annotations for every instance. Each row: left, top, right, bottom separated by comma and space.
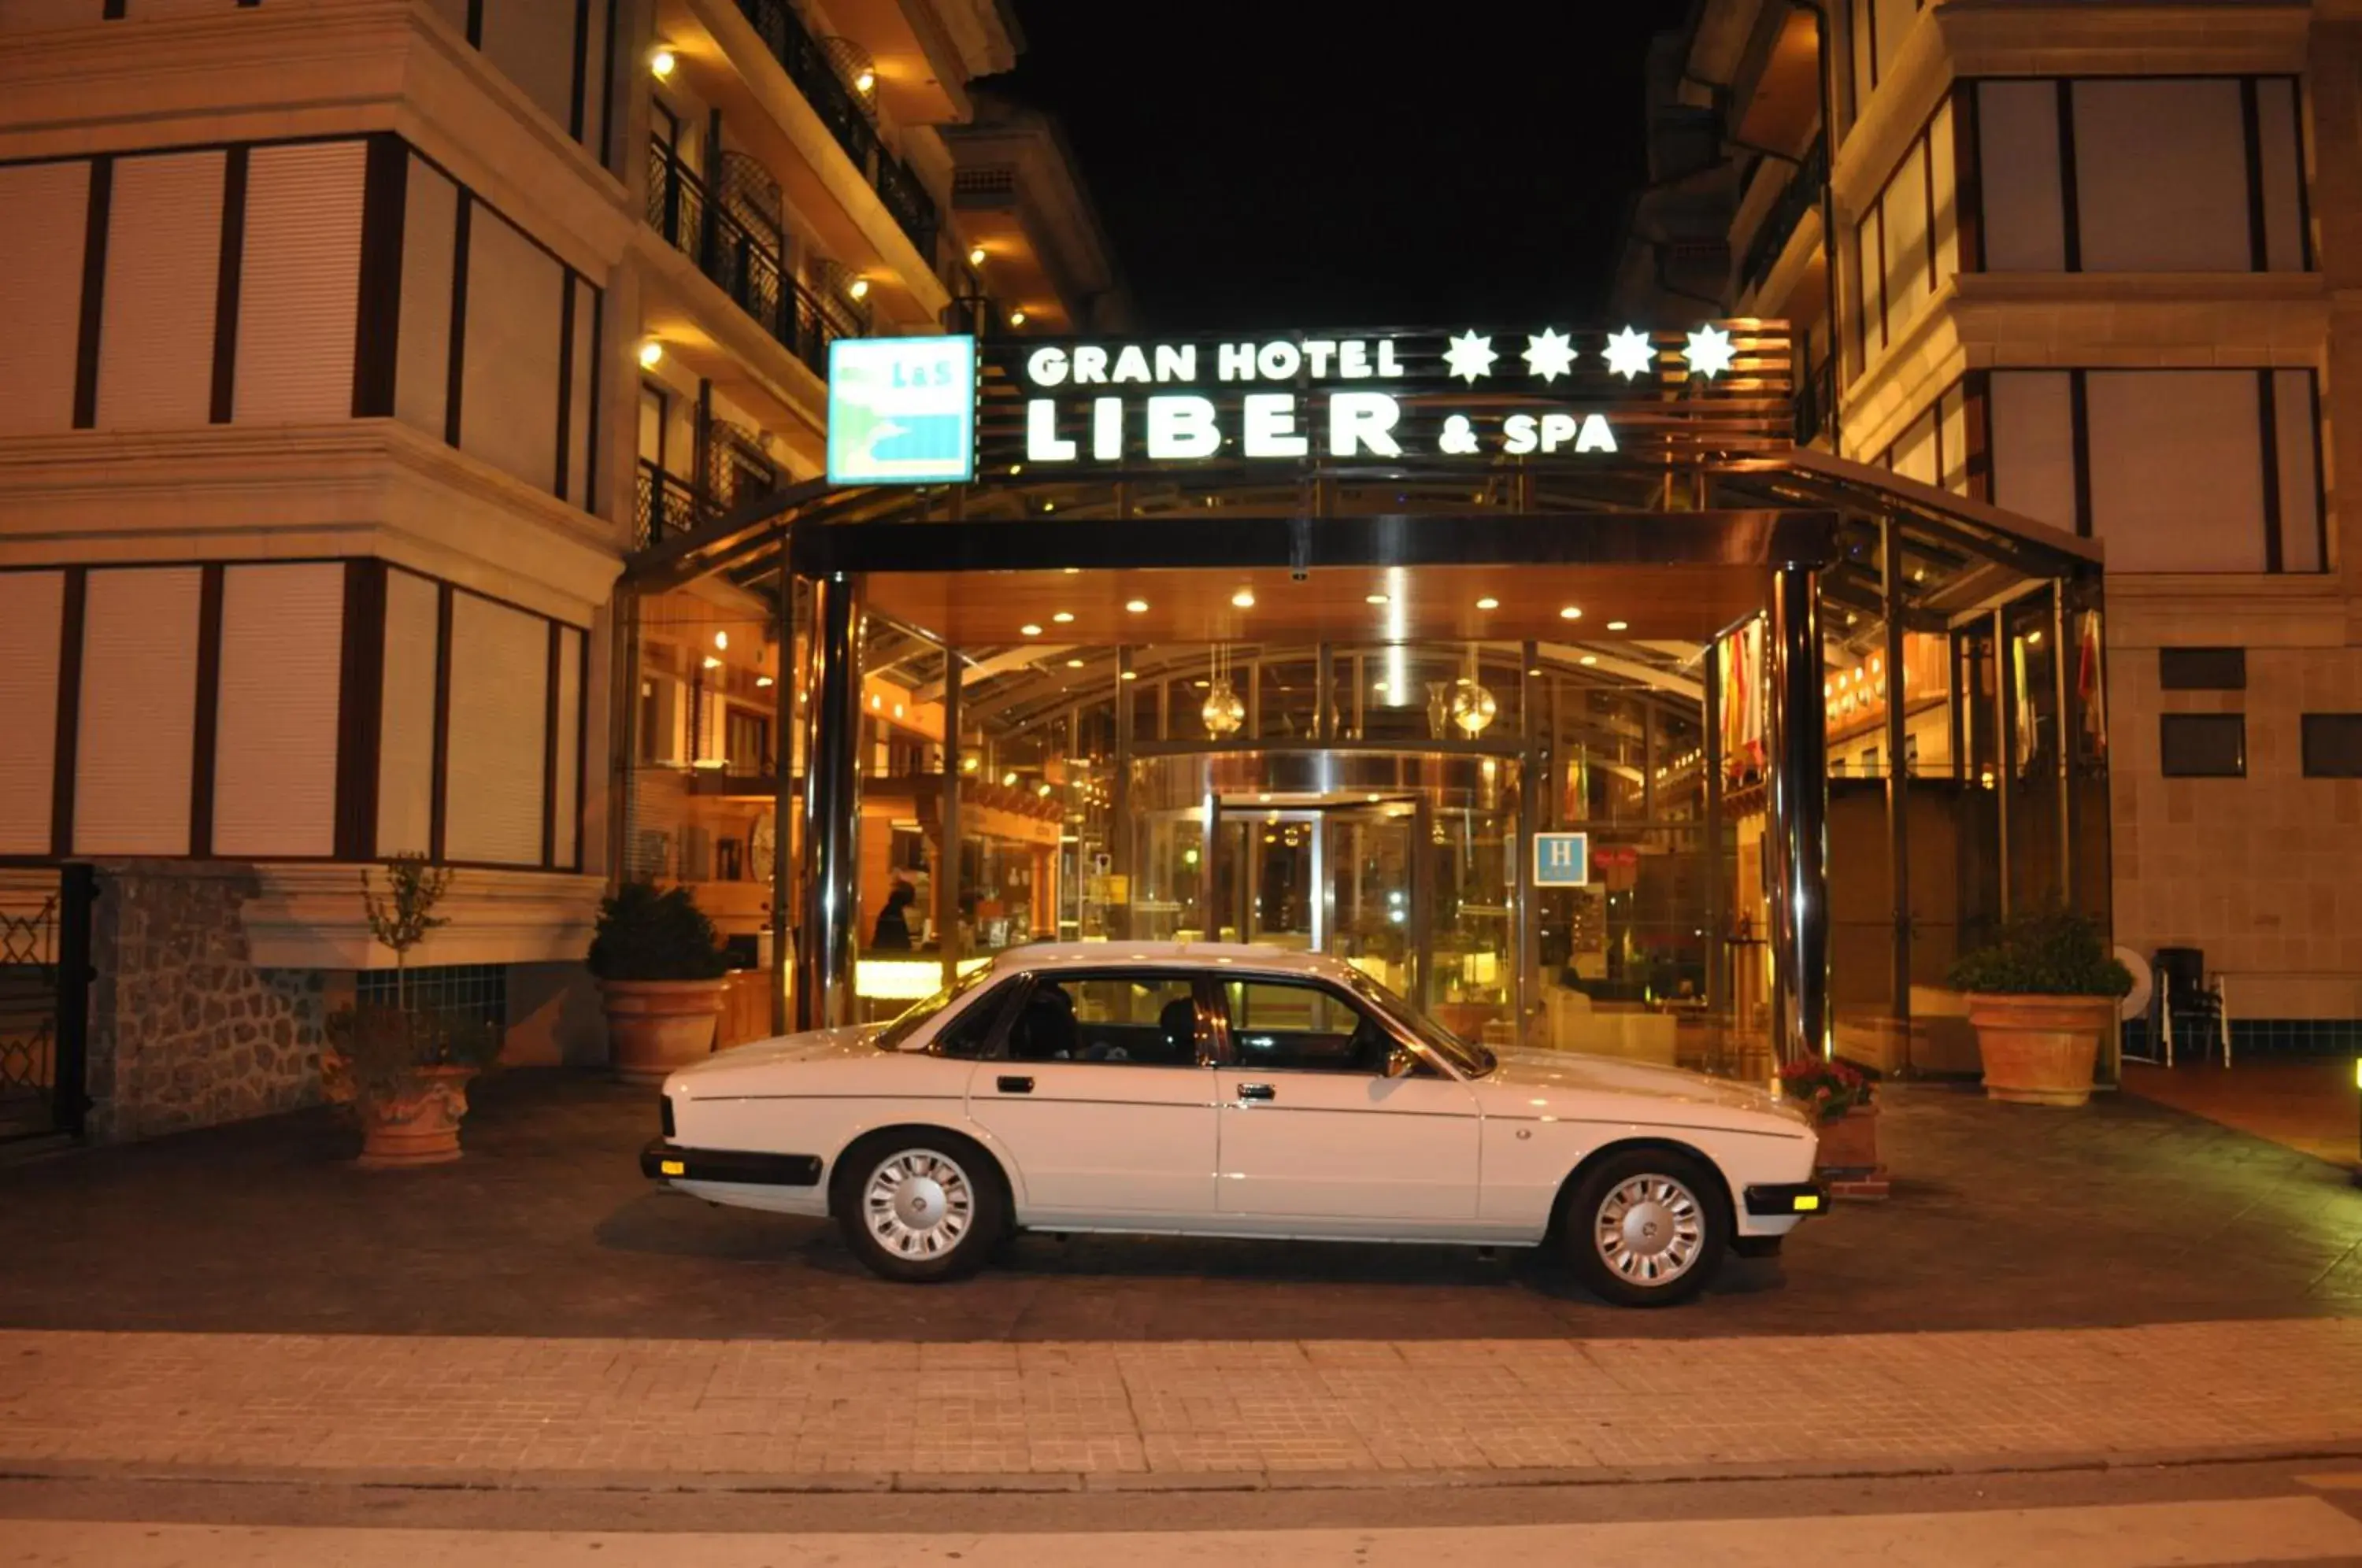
660, 1096, 675, 1138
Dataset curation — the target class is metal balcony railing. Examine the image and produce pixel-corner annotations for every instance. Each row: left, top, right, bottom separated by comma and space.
646, 138, 864, 381
731, 0, 941, 261
635, 459, 705, 549
1794, 355, 1836, 449
1738, 139, 1827, 305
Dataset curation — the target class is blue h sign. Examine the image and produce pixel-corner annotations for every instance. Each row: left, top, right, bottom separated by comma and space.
1532, 831, 1590, 887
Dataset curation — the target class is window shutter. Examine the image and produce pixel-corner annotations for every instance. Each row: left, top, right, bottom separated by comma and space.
75, 567, 202, 854
0, 572, 65, 855
212, 563, 344, 856
234, 141, 366, 425
0, 161, 89, 437
95, 151, 224, 431
443, 591, 549, 864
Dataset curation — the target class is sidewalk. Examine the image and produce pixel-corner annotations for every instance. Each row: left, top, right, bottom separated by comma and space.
2, 1318, 2358, 1487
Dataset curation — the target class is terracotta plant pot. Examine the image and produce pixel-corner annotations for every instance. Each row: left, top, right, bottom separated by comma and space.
356, 1065, 478, 1169
1812, 1102, 1880, 1174
601, 978, 728, 1086
1966, 993, 2116, 1107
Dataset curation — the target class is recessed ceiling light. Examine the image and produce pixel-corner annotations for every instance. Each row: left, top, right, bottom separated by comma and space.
1001, 771, 1017, 786
1231, 589, 1255, 608
1061, 566, 1080, 574
1527, 667, 1542, 676
1366, 594, 1389, 605
1579, 655, 1598, 666
1052, 612, 1075, 623
1559, 606, 1583, 620
1606, 619, 1629, 631
1120, 669, 1138, 681
1476, 597, 1499, 610
1125, 598, 1149, 612
1020, 623, 1042, 636
1066, 657, 1084, 668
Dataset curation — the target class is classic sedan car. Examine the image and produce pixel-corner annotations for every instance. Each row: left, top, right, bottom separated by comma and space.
642, 943, 1824, 1306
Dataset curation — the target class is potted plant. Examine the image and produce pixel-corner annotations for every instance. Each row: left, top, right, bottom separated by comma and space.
322, 856, 499, 1167
1779, 1056, 1884, 1196
323, 1004, 500, 1167
1947, 905, 2133, 1108
589, 882, 731, 1085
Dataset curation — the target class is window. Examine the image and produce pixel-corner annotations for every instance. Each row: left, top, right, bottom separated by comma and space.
1005, 972, 1201, 1065
1222, 979, 1395, 1074
2160, 714, 2245, 778
2159, 648, 2246, 691
876, 966, 1001, 1055
2301, 715, 2362, 778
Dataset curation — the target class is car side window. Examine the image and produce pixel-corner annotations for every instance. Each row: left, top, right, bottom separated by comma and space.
1005, 973, 1201, 1065
928, 978, 1020, 1060
1222, 979, 1401, 1074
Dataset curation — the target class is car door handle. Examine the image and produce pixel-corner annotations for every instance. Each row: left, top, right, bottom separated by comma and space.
1235, 1082, 1275, 1102
996, 1076, 1034, 1094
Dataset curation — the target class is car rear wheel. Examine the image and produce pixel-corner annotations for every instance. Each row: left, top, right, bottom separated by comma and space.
1563, 1148, 1727, 1307
835, 1133, 1005, 1283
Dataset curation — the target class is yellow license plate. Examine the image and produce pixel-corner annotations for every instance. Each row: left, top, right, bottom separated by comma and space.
660, 1159, 686, 1177
1793, 1193, 1821, 1211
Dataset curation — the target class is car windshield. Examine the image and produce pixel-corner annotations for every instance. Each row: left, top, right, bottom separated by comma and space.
872, 965, 995, 1052
1343, 968, 1497, 1078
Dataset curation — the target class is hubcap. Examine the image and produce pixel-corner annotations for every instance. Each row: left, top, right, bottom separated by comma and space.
1594, 1174, 1705, 1285
863, 1148, 976, 1259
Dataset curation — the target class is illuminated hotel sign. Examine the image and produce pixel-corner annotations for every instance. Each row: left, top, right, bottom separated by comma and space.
826, 324, 1791, 486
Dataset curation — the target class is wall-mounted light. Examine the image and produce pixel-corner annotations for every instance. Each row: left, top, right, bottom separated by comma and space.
1231, 588, 1255, 609
637, 339, 664, 369
1001, 771, 1018, 786
853, 67, 876, 94
650, 46, 677, 79
847, 278, 871, 301
1125, 599, 1149, 613
1476, 597, 1499, 611
968, 245, 987, 267
755, 675, 774, 688
1009, 309, 1027, 327
713, 631, 728, 650
702, 656, 721, 669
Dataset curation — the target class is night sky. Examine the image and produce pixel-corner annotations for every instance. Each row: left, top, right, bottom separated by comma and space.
997, 0, 1691, 334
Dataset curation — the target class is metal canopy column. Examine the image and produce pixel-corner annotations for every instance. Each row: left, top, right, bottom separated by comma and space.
794, 571, 864, 1032
1766, 565, 1830, 1066
938, 646, 963, 992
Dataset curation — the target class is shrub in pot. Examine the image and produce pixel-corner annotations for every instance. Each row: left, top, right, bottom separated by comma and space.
1946, 905, 2133, 1108
589, 882, 731, 1085
324, 1004, 501, 1167
1778, 1056, 1880, 1178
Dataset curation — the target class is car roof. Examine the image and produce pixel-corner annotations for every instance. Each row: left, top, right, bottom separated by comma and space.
985, 941, 1354, 981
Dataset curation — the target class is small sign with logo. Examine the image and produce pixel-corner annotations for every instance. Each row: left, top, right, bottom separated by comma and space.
826, 335, 977, 484
1532, 831, 1590, 887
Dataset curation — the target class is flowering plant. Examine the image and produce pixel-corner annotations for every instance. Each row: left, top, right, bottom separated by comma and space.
1778, 1056, 1873, 1125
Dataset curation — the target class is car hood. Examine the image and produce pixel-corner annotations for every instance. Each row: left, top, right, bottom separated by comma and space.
673, 1025, 880, 1081
1474, 1048, 1812, 1136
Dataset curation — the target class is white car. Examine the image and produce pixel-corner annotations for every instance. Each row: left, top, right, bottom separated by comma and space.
642, 943, 1825, 1306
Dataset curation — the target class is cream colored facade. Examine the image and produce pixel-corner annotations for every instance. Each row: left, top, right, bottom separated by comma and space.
0, 0, 1121, 1137
1619, 0, 2362, 1038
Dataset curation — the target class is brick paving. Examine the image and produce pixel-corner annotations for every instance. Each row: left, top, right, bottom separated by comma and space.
0, 1318, 2357, 1482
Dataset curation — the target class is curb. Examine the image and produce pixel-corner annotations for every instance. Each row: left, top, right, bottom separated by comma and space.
6, 1439, 2362, 1497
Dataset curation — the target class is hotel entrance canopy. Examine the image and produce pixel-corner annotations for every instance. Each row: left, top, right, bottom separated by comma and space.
618, 321, 2105, 1076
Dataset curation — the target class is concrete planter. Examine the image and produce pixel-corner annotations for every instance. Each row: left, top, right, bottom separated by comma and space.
1966, 994, 2116, 1108
601, 978, 727, 1086
356, 1066, 478, 1168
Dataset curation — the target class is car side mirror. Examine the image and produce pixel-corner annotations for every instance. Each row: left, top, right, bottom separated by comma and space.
1385, 1043, 1418, 1078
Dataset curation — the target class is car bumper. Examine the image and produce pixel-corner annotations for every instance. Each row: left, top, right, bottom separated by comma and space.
640, 1137, 823, 1187
1742, 1181, 1829, 1218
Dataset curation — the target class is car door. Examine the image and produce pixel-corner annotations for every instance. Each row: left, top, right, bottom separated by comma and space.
1211, 974, 1480, 1223
962, 969, 1219, 1222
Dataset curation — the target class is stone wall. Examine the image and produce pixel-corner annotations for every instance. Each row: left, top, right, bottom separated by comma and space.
87, 860, 331, 1143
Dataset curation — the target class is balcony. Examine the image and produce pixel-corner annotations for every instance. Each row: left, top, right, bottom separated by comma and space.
646, 137, 864, 384
1738, 139, 1827, 305
729, 0, 941, 262
636, 460, 705, 550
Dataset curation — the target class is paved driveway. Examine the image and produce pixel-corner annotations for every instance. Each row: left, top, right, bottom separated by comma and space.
0, 1071, 2354, 1341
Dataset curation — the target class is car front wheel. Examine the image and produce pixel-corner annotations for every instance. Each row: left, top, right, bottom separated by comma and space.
835, 1133, 1005, 1283
1564, 1148, 1727, 1307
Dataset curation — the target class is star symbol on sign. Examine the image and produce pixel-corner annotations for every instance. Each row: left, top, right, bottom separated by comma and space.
1521, 328, 1578, 383
1602, 327, 1656, 380
1442, 331, 1497, 384
1683, 324, 1736, 379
